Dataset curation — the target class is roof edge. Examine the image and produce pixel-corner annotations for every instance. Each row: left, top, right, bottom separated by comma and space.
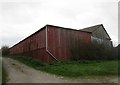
80, 24, 103, 31
10, 25, 47, 49
9, 24, 93, 49
100, 24, 111, 40
46, 24, 92, 33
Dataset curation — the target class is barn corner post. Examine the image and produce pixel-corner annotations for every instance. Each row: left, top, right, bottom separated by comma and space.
45, 25, 58, 61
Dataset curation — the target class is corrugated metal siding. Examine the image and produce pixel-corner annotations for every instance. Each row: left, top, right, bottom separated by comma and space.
10, 25, 91, 63
92, 26, 113, 48
92, 26, 109, 40
47, 26, 91, 61
9, 28, 53, 63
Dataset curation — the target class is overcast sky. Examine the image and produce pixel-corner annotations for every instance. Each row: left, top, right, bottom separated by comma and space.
0, 0, 119, 48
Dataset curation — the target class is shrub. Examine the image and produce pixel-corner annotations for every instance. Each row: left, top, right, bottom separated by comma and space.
1, 46, 9, 56
70, 38, 117, 60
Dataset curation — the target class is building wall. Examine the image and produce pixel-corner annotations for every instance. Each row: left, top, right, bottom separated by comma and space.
9, 25, 92, 63
9, 28, 54, 63
47, 26, 91, 61
91, 26, 113, 48
92, 26, 110, 40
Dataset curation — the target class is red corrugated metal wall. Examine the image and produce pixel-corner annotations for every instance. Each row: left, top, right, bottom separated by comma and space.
9, 28, 53, 63
9, 25, 91, 63
47, 26, 91, 61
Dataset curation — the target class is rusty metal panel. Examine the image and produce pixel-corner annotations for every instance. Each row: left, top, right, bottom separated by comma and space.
9, 27, 51, 63
9, 25, 92, 63
47, 25, 91, 61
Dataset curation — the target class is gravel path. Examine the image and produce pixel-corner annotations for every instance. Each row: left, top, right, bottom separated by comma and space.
3, 57, 119, 83
3, 57, 67, 83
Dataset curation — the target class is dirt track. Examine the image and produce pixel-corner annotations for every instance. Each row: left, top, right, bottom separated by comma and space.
3, 57, 119, 83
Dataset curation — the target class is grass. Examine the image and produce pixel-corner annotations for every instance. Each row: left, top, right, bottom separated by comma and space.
8, 56, 47, 69
0, 60, 2, 84
2, 66, 7, 85
9, 56, 119, 77
0, 58, 7, 85
41, 61, 118, 77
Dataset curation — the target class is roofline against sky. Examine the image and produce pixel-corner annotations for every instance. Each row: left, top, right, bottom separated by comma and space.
10, 24, 108, 49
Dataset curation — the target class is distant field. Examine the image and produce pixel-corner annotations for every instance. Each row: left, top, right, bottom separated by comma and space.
10, 56, 119, 77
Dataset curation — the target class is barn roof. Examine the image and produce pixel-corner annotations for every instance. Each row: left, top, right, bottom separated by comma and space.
80, 24, 102, 32
46, 24, 91, 33
10, 24, 92, 49
80, 24, 111, 40
10, 24, 111, 49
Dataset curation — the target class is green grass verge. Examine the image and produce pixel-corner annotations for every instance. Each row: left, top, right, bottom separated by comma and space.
0, 60, 2, 84
2, 65, 7, 85
41, 60, 118, 77
9, 56, 119, 77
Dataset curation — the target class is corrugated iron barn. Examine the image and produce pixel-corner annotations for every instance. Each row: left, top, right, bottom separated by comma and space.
9, 24, 113, 63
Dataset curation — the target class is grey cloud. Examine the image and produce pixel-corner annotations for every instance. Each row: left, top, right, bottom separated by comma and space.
0, 0, 118, 47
